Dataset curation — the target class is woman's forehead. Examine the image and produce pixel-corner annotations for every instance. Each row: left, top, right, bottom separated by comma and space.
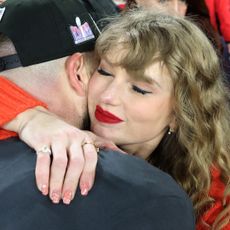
101, 55, 172, 87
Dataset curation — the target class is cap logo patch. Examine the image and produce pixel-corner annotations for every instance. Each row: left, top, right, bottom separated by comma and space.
0, 7, 5, 22
70, 16, 95, 45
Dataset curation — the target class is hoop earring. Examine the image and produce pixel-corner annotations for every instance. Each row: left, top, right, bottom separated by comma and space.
168, 127, 174, 135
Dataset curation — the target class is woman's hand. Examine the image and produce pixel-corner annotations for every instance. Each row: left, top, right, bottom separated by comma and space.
3, 106, 119, 204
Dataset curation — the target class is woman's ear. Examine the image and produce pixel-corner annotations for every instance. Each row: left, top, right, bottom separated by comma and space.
169, 115, 178, 132
66, 52, 89, 96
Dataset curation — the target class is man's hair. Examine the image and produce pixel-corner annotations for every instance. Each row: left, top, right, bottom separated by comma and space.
96, 9, 230, 220
0, 33, 67, 84
83, 51, 100, 77
0, 32, 97, 86
0, 34, 16, 57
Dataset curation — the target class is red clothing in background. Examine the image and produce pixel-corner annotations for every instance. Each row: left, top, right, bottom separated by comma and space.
0, 76, 229, 229
196, 166, 230, 229
112, 0, 126, 10
205, 0, 230, 42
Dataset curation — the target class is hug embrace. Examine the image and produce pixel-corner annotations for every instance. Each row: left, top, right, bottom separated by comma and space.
0, 0, 229, 229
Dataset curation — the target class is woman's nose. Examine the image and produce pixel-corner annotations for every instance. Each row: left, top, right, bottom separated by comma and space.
100, 81, 122, 105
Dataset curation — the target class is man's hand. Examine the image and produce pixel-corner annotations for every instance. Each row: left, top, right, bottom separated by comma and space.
3, 106, 119, 204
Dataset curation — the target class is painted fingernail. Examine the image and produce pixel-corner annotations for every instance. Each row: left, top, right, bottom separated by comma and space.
81, 185, 89, 196
63, 191, 72, 205
41, 184, 48, 196
51, 191, 60, 204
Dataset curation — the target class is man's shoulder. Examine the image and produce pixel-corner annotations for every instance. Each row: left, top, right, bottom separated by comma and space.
0, 137, 34, 162
98, 149, 188, 199
96, 150, 195, 230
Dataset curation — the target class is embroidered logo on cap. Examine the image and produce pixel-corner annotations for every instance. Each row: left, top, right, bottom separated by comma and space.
0, 7, 5, 22
70, 16, 95, 45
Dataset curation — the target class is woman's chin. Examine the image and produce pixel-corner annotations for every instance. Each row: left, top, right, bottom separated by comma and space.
92, 124, 112, 137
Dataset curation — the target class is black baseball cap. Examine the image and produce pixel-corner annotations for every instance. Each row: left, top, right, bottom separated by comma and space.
0, 0, 119, 70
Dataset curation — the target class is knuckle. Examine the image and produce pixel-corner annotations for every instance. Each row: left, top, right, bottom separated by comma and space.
53, 156, 68, 168
64, 178, 78, 187
64, 128, 86, 140
52, 132, 67, 142
69, 154, 84, 166
66, 129, 80, 138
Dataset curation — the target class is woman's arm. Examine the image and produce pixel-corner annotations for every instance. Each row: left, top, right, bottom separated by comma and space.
0, 76, 118, 204
0, 77, 47, 133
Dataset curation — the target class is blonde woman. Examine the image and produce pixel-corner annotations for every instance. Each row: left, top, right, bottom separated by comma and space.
1, 9, 230, 229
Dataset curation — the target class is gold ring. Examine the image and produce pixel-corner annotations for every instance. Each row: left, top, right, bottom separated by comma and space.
82, 141, 99, 153
36, 145, 52, 155
81, 141, 94, 147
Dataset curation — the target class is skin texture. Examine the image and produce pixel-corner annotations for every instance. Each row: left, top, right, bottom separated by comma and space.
88, 57, 175, 159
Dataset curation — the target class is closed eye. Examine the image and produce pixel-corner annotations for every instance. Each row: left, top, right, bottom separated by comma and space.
132, 85, 152, 95
97, 68, 113, 76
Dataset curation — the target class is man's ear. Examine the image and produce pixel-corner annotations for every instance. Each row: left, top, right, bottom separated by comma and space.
66, 52, 89, 96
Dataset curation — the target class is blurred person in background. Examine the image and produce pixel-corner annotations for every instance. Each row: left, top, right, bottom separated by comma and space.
186, 0, 230, 84
204, 0, 230, 54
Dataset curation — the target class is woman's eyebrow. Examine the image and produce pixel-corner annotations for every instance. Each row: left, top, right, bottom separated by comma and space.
142, 74, 162, 88
102, 57, 162, 88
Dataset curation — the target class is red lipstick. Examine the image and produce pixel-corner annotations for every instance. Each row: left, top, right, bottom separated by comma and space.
95, 105, 123, 124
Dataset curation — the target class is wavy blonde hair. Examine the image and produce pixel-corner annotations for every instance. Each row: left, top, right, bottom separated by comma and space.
95, 9, 230, 224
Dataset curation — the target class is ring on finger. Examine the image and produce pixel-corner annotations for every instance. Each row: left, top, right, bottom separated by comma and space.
81, 141, 94, 147
82, 141, 99, 153
36, 145, 52, 155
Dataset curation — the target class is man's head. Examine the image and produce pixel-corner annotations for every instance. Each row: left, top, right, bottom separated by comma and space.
0, 0, 114, 127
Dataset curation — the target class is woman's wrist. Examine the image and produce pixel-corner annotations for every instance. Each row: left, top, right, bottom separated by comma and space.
3, 106, 48, 133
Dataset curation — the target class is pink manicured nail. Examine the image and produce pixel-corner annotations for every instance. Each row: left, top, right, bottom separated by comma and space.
81, 188, 88, 196
41, 184, 48, 195
63, 191, 72, 205
81, 184, 89, 196
51, 191, 60, 204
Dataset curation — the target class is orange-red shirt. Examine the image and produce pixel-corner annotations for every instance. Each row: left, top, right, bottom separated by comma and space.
0, 77, 47, 139
0, 76, 229, 229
